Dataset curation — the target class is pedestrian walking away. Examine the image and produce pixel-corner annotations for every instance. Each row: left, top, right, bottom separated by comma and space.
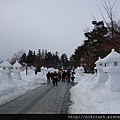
53, 71, 58, 86
67, 69, 71, 83
50, 72, 54, 80
62, 70, 66, 82
58, 71, 62, 82
71, 73, 75, 84
46, 71, 51, 83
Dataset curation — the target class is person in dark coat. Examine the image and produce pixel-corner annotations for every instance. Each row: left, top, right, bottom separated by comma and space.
53, 71, 58, 86
50, 72, 54, 80
67, 69, 71, 83
62, 70, 66, 82
71, 73, 75, 83
46, 72, 51, 83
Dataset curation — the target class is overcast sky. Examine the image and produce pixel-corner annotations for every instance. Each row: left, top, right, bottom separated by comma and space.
0, 0, 120, 60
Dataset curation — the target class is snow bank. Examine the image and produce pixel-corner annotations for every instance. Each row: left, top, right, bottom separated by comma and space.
69, 73, 120, 114
0, 68, 47, 105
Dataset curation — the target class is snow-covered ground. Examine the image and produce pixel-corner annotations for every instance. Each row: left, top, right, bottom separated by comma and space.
0, 67, 47, 105
69, 72, 120, 114
0, 65, 120, 114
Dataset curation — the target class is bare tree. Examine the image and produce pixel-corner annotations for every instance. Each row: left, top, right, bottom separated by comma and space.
97, 0, 119, 38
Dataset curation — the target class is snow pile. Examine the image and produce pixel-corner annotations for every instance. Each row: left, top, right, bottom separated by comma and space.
47, 67, 55, 73
47, 67, 59, 73
74, 66, 85, 83
69, 49, 120, 114
0, 67, 47, 105
0, 83, 22, 105
69, 72, 120, 114
39, 66, 48, 82
12, 61, 22, 80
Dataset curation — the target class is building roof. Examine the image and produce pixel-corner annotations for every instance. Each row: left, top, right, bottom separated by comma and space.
75, 66, 84, 71
79, 66, 84, 70
95, 57, 103, 64
47, 68, 55, 72
0, 60, 13, 67
40, 66, 45, 69
102, 49, 120, 63
13, 61, 22, 68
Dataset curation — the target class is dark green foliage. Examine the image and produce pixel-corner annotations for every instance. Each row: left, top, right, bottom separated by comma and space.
19, 53, 27, 65
26, 50, 36, 66
19, 49, 70, 71
18, 20, 120, 73
61, 53, 69, 68
72, 20, 120, 73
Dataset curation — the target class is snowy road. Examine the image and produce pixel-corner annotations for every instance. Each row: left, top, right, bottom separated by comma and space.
0, 81, 73, 114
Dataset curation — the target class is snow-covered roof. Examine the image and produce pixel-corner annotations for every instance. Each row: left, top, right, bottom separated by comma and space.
55, 69, 59, 72
95, 57, 103, 64
48, 68, 55, 72
75, 66, 84, 71
44, 67, 47, 70
79, 66, 84, 70
40, 66, 45, 69
76, 66, 84, 70
13, 61, 22, 68
0, 60, 13, 67
102, 49, 120, 63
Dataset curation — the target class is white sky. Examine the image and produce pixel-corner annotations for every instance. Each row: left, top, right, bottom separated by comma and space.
0, 0, 120, 59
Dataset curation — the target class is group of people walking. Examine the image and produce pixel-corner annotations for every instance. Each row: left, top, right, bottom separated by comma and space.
46, 69, 75, 86
46, 71, 58, 86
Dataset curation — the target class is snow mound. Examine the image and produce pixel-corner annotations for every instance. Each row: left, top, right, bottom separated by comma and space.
69, 73, 120, 114
0, 68, 47, 105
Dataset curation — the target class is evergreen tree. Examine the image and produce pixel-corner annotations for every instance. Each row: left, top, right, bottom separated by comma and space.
72, 20, 120, 72
26, 50, 36, 66
19, 53, 27, 65
45, 52, 52, 67
61, 53, 69, 69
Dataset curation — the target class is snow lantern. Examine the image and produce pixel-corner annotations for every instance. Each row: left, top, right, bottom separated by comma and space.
44, 67, 48, 74
75, 66, 84, 76
39, 66, 47, 81
40, 66, 47, 75
102, 49, 120, 92
40, 66, 44, 71
12, 61, 22, 80
0, 60, 14, 84
95, 57, 107, 83
40, 66, 44, 72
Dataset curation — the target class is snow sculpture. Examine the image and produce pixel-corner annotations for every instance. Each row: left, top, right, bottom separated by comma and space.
102, 49, 120, 92
80, 66, 85, 75
74, 66, 85, 81
44, 67, 48, 75
55, 69, 59, 73
75, 66, 84, 76
47, 67, 56, 73
40, 66, 47, 80
95, 57, 107, 83
12, 61, 22, 80
0, 60, 14, 84
40, 66, 46, 75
